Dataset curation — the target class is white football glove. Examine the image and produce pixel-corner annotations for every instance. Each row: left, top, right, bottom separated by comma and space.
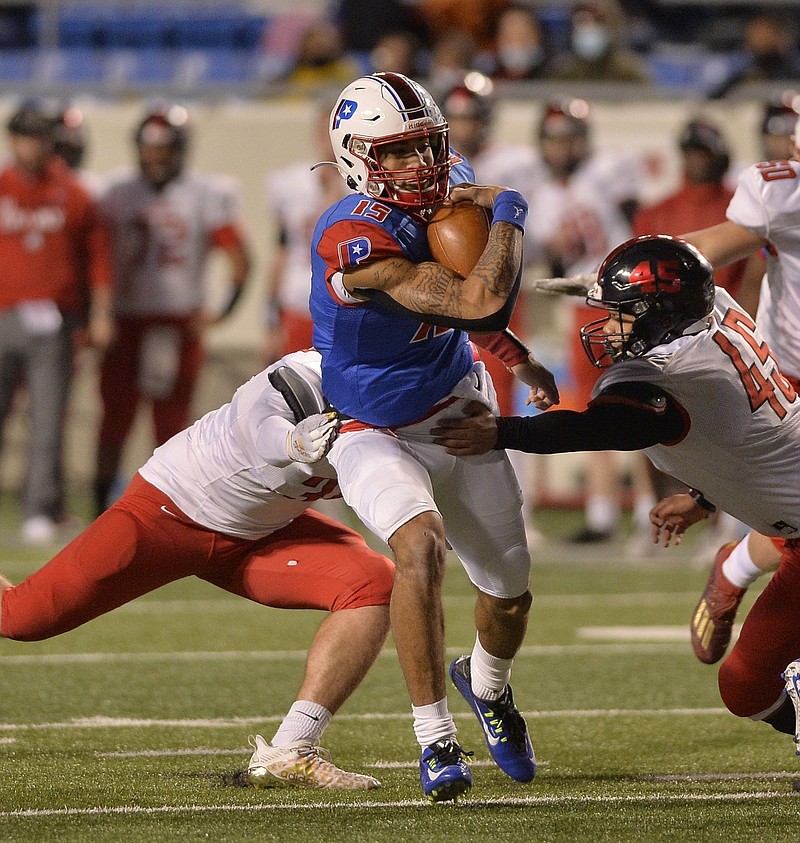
286, 412, 340, 463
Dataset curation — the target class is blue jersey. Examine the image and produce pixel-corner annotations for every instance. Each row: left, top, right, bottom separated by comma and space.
310, 155, 477, 427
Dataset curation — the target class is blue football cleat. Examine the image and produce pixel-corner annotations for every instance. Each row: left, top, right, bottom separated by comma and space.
419, 739, 473, 802
450, 655, 537, 783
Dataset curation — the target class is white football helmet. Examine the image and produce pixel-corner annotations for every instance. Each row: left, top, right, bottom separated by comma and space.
327, 72, 450, 217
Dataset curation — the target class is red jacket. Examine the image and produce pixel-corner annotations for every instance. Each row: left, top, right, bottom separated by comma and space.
0, 156, 112, 311
633, 180, 746, 297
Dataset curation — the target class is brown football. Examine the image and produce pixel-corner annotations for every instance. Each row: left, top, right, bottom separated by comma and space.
427, 200, 491, 277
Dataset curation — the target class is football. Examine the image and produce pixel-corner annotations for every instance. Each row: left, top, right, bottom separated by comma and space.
427, 200, 491, 277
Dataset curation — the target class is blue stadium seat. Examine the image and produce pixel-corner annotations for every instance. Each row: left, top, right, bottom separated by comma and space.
41, 47, 107, 84
0, 49, 34, 81
104, 47, 177, 86
173, 11, 243, 48
58, 3, 111, 48
105, 10, 175, 49
234, 14, 269, 49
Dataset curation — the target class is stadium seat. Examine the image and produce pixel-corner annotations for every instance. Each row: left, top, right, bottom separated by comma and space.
174, 47, 266, 87
39, 47, 107, 84
104, 47, 177, 87
105, 10, 175, 49
58, 3, 111, 48
173, 11, 244, 48
0, 49, 34, 81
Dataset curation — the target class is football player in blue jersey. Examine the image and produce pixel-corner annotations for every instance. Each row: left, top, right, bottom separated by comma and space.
306, 71, 559, 802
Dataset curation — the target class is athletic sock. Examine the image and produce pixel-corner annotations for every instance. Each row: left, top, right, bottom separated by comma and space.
412, 699, 456, 748
271, 700, 332, 747
722, 538, 763, 589
586, 494, 619, 533
470, 634, 513, 701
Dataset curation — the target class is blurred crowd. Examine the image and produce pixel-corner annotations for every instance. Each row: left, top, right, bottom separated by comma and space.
274, 0, 800, 99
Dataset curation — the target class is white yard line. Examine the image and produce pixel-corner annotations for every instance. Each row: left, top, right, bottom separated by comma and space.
0, 707, 728, 732
105, 592, 705, 613
0, 791, 794, 819
0, 640, 692, 666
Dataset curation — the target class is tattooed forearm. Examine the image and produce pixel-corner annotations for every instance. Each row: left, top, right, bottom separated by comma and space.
393, 262, 467, 316
472, 222, 522, 298
348, 223, 523, 319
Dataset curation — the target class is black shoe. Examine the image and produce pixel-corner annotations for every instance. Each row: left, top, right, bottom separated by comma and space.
566, 527, 615, 544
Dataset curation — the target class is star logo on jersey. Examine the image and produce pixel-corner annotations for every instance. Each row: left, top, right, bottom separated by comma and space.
337, 236, 372, 268
333, 98, 358, 129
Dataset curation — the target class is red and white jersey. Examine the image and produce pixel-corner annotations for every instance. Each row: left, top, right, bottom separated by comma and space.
594, 288, 800, 538
516, 150, 639, 276
138, 349, 339, 539
266, 161, 348, 317
726, 159, 800, 377
100, 170, 242, 317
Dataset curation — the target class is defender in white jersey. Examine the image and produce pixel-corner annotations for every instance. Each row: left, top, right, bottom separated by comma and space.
678, 128, 800, 664
94, 103, 252, 517
433, 236, 800, 752
0, 349, 394, 790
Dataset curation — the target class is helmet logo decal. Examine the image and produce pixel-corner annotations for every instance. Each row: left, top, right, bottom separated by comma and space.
337, 236, 372, 268
333, 99, 358, 129
627, 259, 681, 294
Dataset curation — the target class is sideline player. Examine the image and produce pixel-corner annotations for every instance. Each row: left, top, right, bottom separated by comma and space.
310, 71, 559, 801
0, 100, 113, 545
432, 235, 800, 752
94, 103, 252, 517
0, 349, 393, 790
263, 97, 349, 363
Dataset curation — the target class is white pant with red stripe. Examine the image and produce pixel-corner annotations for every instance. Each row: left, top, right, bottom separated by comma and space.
327, 363, 531, 599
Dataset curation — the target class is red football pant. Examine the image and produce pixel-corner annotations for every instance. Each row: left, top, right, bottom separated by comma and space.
98, 315, 204, 448
2, 475, 394, 641
718, 539, 800, 718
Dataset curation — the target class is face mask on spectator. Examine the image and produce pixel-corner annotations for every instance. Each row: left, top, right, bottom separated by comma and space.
499, 45, 545, 74
572, 24, 610, 60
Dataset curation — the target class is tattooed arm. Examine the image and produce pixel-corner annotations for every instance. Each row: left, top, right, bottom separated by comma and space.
343, 184, 524, 325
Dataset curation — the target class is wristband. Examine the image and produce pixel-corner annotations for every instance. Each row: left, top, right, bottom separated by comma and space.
492, 190, 528, 232
689, 488, 717, 513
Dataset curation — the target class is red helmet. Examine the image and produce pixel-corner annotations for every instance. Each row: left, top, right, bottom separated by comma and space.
135, 103, 190, 150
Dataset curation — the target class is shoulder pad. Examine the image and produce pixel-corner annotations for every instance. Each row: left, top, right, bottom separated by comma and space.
598, 381, 668, 411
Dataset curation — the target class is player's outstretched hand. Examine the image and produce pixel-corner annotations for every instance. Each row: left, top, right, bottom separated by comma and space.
287, 412, 340, 463
512, 356, 560, 410
431, 400, 497, 455
649, 493, 710, 547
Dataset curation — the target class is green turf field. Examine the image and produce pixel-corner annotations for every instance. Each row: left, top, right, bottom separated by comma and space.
1, 504, 797, 842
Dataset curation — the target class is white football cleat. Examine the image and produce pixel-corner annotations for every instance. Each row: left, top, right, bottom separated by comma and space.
245, 735, 381, 790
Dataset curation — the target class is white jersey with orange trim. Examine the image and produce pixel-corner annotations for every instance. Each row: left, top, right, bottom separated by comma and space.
100, 169, 242, 317
726, 159, 800, 378
593, 287, 800, 538
138, 349, 339, 539
266, 162, 348, 317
